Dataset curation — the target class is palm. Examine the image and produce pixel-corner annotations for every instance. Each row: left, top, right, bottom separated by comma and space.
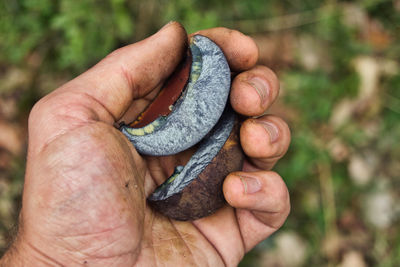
136, 152, 243, 266
28, 124, 243, 265
136, 201, 232, 266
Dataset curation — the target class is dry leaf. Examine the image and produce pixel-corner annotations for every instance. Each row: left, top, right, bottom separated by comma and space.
0, 67, 33, 95
253, 32, 295, 70
330, 99, 355, 128
342, 3, 368, 30
330, 55, 396, 128
338, 250, 367, 267
0, 120, 22, 155
348, 153, 377, 186
259, 231, 307, 267
297, 34, 332, 71
364, 189, 395, 229
328, 138, 350, 162
322, 232, 343, 260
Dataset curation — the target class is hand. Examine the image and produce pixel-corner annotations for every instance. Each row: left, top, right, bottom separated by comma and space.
1, 22, 291, 266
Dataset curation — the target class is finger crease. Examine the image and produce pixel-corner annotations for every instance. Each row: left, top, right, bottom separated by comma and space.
119, 64, 139, 99
191, 222, 228, 267
169, 220, 199, 266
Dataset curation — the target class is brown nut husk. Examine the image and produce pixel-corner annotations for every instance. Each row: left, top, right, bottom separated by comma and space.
148, 121, 244, 221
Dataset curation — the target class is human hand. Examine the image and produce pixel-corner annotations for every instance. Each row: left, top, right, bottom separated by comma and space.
1, 22, 290, 266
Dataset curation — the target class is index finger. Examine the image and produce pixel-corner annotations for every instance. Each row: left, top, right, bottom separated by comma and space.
191, 27, 259, 72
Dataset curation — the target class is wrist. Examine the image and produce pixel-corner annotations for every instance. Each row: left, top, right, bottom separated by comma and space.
0, 235, 59, 267
1, 239, 27, 267
1, 244, 21, 267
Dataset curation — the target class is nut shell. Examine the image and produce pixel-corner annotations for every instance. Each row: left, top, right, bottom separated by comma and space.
148, 121, 243, 221
120, 35, 231, 156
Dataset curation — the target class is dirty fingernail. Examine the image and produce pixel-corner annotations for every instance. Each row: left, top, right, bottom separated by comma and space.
258, 120, 279, 143
239, 175, 261, 194
246, 77, 269, 105
160, 21, 176, 31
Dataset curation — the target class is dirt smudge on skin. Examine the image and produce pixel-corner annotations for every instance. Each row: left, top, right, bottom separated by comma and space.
150, 212, 197, 265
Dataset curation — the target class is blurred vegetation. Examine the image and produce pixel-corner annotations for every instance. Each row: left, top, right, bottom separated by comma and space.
0, 0, 399, 266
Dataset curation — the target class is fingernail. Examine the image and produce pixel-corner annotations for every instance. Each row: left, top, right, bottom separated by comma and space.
258, 120, 279, 143
239, 175, 261, 194
160, 21, 176, 31
246, 77, 269, 106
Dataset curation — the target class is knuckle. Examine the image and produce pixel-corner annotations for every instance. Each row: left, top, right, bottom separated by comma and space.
273, 187, 290, 213
271, 207, 290, 229
267, 172, 290, 213
28, 95, 51, 126
103, 46, 132, 68
105, 46, 126, 61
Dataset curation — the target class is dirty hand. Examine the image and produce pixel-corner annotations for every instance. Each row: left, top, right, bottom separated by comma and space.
1, 22, 290, 266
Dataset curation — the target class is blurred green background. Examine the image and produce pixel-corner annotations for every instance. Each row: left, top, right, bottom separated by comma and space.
0, 0, 399, 266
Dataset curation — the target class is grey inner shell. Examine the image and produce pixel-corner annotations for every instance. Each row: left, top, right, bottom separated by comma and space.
121, 35, 231, 156
148, 107, 235, 201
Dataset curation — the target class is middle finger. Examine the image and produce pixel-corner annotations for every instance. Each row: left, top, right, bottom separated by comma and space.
230, 65, 280, 117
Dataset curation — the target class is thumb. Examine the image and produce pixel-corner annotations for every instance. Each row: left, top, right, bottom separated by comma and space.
28, 22, 187, 155
73, 21, 188, 121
